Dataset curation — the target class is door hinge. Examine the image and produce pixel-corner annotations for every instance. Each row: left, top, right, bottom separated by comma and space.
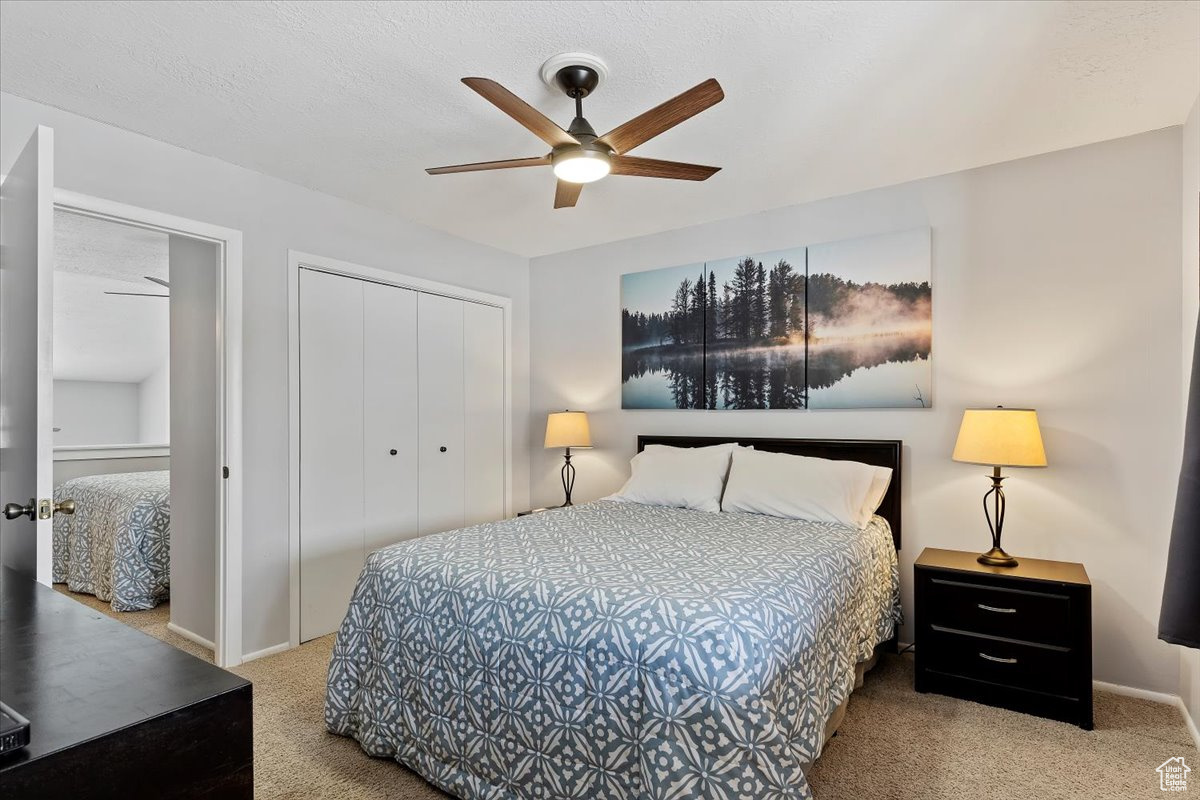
222, 466, 230, 479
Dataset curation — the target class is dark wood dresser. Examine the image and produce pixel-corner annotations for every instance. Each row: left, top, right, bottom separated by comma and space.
0, 569, 253, 798
914, 547, 1092, 729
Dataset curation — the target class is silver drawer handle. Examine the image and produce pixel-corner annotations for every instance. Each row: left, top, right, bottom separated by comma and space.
977, 603, 1016, 614
979, 652, 1018, 664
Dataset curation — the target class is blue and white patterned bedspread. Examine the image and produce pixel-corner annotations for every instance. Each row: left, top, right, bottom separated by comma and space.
52, 470, 170, 611
326, 500, 901, 800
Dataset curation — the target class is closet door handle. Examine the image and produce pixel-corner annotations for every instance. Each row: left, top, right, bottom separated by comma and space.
439, 446, 448, 453
389, 449, 398, 456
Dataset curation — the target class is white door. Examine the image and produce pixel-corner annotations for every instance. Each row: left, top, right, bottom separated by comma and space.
299, 269, 365, 642
0, 126, 56, 583
168, 235, 221, 642
463, 302, 505, 525
363, 281, 419, 552
417, 293, 466, 535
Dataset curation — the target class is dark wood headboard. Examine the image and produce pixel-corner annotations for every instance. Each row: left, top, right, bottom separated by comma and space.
636, 435, 903, 550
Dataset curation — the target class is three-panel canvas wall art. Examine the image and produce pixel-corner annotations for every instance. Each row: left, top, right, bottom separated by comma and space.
621, 228, 932, 409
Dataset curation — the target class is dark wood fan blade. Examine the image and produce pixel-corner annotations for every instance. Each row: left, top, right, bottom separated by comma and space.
597, 78, 724, 155
426, 156, 550, 175
462, 78, 578, 149
144, 276, 170, 288
610, 156, 721, 181
104, 292, 169, 297
554, 180, 582, 209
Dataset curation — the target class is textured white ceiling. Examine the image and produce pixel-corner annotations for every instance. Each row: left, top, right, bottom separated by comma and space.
3, 1, 1198, 257
54, 210, 170, 383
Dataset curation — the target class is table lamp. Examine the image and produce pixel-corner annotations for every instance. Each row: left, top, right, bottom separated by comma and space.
952, 406, 1047, 567
544, 410, 592, 506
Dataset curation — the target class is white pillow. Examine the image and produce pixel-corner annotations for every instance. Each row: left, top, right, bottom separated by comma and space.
859, 467, 894, 528
609, 443, 736, 513
721, 448, 889, 529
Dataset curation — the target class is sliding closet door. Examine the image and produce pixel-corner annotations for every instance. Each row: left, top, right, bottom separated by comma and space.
417, 293, 466, 535
299, 269, 364, 642
463, 302, 505, 525
363, 281, 419, 552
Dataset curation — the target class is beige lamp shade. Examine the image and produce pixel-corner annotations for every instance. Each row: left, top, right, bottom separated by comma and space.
952, 407, 1047, 467
544, 411, 592, 449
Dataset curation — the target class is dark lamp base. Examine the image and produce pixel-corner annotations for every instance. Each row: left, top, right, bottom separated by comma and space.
977, 546, 1019, 567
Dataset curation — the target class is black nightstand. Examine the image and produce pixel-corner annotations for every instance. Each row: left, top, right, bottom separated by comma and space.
914, 547, 1093, 729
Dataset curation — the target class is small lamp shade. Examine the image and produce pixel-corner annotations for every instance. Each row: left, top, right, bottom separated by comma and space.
544, 411, 592, 449
952, 407, 1047, 468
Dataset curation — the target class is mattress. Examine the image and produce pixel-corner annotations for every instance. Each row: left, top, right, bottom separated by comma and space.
52, 470, 171, 611
326, 499, 901, 800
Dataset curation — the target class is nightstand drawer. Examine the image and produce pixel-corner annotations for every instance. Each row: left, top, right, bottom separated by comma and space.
923, 629, 1075, 697
926, 576, 1071, 645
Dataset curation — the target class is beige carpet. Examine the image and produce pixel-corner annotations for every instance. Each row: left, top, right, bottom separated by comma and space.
54, 586, 1197, 799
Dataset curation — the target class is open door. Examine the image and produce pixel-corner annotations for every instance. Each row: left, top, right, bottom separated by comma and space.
1, 125, 58, 584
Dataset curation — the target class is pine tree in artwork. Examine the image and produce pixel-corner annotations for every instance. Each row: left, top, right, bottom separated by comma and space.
752, 260, 767, 339
721, 282, 733, 341
730, 257, 757, 341
706, 270, 718, 344
689, 270, 706, 344
767, 259, 796, 339
671, 278, 692, 345
789, 271, 805, 338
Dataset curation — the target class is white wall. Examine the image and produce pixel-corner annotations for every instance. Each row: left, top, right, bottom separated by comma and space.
1180, 93, 1200, 728
52, 379, 139, 445
0, 91, 532, 656
530, 128, 1184, 694
138, 358, 169, 444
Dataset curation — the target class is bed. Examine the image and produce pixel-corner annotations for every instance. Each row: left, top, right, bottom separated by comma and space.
52, 470, 171, 611
326, 436, 903, 800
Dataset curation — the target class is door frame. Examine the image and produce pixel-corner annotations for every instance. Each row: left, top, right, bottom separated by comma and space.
54, 189, 245, 668
286, 250, 513, 649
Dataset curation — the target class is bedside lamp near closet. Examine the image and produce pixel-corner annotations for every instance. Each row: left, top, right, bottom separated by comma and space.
544, 410, 592, 507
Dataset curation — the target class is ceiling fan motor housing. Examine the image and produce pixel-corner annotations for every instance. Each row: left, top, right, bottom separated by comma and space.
554, 65, 600, 99
555, 65, 603, 141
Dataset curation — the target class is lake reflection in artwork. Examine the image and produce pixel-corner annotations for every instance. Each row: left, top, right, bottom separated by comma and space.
620, 229, 931, 410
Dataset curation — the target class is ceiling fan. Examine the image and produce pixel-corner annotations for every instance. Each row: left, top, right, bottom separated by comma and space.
104, 275, 169, 298
427, 57, 724, 208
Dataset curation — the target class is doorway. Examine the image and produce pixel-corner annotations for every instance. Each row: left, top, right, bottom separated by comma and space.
50, 208, 228, 662
51, 191, 244, 667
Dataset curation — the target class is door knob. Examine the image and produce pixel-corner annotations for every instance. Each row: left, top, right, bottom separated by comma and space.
439, 446, 447, 453
54, 499, 77, 516
389, 449, 398, 456
3, 500, 35, 521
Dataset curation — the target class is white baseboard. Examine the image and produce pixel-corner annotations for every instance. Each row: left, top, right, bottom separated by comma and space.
1093, 680, 1180, 705
242, 641, 290, 663
166, 621, 215, 651
1095, 680, 1200, 750
1186, 705, 1200, 752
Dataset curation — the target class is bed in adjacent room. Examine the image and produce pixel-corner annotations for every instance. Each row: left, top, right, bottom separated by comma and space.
52, 470, 171, 611
326, 437, 902, 800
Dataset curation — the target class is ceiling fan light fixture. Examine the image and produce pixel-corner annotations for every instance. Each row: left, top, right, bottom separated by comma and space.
552, 148, 611, 184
